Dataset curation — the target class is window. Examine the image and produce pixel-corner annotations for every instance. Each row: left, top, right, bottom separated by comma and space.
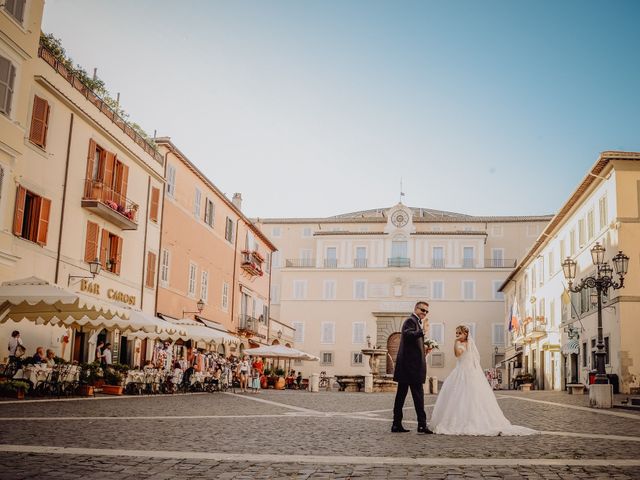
550, 299, 556, 327
270, 284, 280, 305
193, 188, 202, 218
166, 164, 176, 197
548, 251, 555, 277
99, 229, 123, 275
293, 322, 304, 343
321, 322, 335, 344
587, 209, 595, 240
493, 281, 504, 300
160, 249, 170, 286
352, 352, 363, 366
302, 227, 312, 237
578, 218, 586, 246
429, 352, 444, 368
145, 251, 156, 289
323, 280, 336, 300
491, 249, 504, 268
3, 0, 26, 23
492, 324, 504, 346
352, 322, 365, 344
391, 239, 408, 258
300, 249, 313, 267
222, 282, 229, 311
13, 186, 51, 246
325, 246, 337, 268
188, 263, 197, 297
29, 95, 50, 148
293, 280, 307, 299
271, 227, 281, 238
355, 246, 367, 267
429, 323, 444, 344
246, 231, 257, 251
432, 281, 444, 299
559, 239, 566, 264
200, 271, 209, 302
599, 195, 608, 230
462, 247, 474, 268
462, 280, 475, 300
320, 352, 333, 366
84, 221, 100, 264
272, 251, 281, 268
204, 198, 215, 227
432, 247, 444, 268
0, 55, 16, 116
354, 280, 367, 299
225, 217, 234, 242
149, 187, 160, 222
569, 229, 576, 256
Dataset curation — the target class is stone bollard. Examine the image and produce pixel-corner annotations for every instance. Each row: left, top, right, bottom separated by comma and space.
429, 376, 438, 394
310, 373, 319, 393
589, 384, 613, 408
364, 374, 373, 393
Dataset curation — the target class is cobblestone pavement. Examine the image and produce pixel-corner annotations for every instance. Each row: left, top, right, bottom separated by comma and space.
0, 390, 639, 479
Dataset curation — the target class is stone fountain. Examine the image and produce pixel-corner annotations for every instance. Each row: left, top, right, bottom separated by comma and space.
360, 339, 397, 393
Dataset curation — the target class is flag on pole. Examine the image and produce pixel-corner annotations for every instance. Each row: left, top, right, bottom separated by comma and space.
509, 302, 520, 332
507, 303, 514, 332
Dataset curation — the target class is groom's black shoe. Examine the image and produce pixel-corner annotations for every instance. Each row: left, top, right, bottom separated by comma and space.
417, 425, 434, 434
391, 424, 410, 433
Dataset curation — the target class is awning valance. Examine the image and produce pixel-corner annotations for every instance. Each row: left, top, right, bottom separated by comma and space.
158, 314, 239, 344
244, 344, 319, 361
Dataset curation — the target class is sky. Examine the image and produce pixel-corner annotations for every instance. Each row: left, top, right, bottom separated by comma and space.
42, 0, 640, 219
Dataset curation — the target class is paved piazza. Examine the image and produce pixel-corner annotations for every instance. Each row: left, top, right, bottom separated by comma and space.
0, 390, 639, 479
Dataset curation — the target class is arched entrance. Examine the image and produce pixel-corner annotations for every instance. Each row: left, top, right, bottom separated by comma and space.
217, 344, 226, 356
386, 332, 401, 374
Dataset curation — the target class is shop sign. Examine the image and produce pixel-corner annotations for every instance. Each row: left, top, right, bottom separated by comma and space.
80, 279, 136, 306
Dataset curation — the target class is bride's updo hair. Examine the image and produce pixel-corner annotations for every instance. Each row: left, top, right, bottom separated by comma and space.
456, 325, 470, 337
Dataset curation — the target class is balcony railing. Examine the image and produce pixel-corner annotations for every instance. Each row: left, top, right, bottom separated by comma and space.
431, 259, 445, 268
524, 317, 547, 341
82, 179, 139, 230
285, 259, 315, 268
388, 257, 410, 268
241, 251, 264, 276
324, 259, 338, 269
462, 258, 475, 268
354, 258, 368, 268
238, 314, 258, 335
484, 258, 517, 268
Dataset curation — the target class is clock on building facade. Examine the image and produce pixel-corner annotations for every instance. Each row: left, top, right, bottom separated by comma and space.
391, 209, 409, 228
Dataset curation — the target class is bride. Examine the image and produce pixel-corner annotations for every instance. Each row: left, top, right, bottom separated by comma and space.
429, 325, 537, 436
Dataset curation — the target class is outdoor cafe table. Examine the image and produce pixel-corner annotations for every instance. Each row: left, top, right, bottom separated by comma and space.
13, 365, 49, 387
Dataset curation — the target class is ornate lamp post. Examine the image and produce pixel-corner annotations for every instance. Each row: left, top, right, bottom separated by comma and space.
561, 243, 629, 385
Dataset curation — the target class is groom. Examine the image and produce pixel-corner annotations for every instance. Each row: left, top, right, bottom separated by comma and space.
391, 301, 433, 434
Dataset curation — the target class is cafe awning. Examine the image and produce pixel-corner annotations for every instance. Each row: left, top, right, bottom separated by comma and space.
159, 314, 239, 344
495, 351, 522, 368
0, 277, 132, 329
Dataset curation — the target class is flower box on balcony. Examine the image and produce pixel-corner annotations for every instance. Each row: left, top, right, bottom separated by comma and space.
251, 251, 265, 263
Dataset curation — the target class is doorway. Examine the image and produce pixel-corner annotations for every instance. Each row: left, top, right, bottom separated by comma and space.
386, 333, 401, 374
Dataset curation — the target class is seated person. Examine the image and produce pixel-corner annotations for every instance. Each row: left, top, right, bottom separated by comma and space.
296, 372, 302, 388
32, 347, 46, 364
182, 365, 195, 387
45, 349, 56, 367
285, 370, 295, 388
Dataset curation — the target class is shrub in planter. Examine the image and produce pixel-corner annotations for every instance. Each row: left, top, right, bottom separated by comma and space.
0, 380, 30, 399
275, 368, 285, 377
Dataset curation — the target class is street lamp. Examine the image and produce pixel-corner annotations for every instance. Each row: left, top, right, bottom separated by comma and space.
68, 258, 102, 285
183, 299, 205, 318
561, 243, 629, 384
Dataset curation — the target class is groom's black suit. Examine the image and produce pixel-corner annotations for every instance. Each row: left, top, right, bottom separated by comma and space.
392, 313, 427, 429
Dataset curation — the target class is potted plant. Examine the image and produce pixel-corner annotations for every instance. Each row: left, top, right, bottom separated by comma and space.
275, 367, 286, 390
0, 380, 30, 399
102, 368, 124, 395
79, 362, 103, 395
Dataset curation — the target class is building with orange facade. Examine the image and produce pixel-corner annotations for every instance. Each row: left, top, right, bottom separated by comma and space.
154, 139, 277, 357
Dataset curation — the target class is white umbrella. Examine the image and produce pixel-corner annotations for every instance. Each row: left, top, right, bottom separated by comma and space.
244, 344, 319, 361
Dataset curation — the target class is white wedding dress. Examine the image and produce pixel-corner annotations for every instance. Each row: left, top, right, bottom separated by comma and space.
429, 337, 537, 436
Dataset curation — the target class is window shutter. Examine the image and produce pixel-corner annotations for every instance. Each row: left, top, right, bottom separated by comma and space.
146, 251, 156, 288
99, 229, 109, 269
103, 151, 116, 189
120, 164, 129, 203
36, 197, 51, 246
149, 187, 159, 222
29, 96, 50, 147
84, 221, 99, 262
12, 185, 26, 236
85, 140, 96, 182
114, 236, 123, 275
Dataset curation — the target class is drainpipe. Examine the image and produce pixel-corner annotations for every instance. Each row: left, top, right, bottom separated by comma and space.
154, 150, 169, 317
266, 250, 273, 344
140, 176, 151, 308
229, 217, 241, 333
54, 113, 74, 284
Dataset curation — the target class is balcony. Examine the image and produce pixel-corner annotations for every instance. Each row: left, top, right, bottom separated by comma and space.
324, 259, 338, 268
354, 258, 368, 268
241, 250, 264, 277
484, 258, 517, 268
82, 179, 138, 230
431, 259, 445, 268
524, 316, 547, 341
285, 258, 315, 268
388, 257, 410, 268
237, 314, 258, 336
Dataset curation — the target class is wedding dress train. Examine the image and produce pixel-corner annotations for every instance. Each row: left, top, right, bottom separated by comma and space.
429, 337, 537, 436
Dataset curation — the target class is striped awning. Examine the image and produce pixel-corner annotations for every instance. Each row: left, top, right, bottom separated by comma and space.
562, 339, 580, 354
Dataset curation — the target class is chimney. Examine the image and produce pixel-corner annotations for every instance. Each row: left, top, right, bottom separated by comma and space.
232, 193, 242, 211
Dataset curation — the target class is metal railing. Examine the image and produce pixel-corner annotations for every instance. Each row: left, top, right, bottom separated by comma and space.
431, 259, 445, 268
324, 259, 338, 268
238, 314, 258, 333
388, 257, 410, 268
285, 259, 315, 268
484, 258, 517, 268
83, 179, 139, 223
462, 259, 475, 268
354, 258, 368, 268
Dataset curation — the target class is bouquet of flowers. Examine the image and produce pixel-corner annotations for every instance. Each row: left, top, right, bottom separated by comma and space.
424, 339, 440, 350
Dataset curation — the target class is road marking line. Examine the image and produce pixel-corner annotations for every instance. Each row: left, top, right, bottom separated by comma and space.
222, 392, 318, 413
0, 444, 638, 467
496, 395, 640, 420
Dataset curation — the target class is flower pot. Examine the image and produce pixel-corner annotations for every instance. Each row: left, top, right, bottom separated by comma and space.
102, 385, 123, 395
79, 385, 95, 396
16, 388, 25, 400
275, 377, 285, 390
260, 375, 268, 389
